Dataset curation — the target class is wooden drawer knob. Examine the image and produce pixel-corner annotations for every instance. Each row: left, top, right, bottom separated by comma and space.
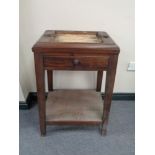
73, 59, 80, 65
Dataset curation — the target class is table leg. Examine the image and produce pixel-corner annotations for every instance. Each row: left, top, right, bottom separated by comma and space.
47, 70, 53, 91
101, 55, 118, 136
96, 70, 103, 92
34, 53, 46, 136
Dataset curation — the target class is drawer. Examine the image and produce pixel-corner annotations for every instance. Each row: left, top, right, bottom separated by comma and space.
43, 56, 109, 70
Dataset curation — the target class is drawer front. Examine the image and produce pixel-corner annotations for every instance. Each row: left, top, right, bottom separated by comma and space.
43, 56, 109, 70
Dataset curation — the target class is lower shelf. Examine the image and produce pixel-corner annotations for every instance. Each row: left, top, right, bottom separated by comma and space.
46, 90, 103, 124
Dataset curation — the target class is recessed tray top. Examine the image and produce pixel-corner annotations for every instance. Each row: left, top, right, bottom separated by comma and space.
54, 33, 102, 43
32, 30, 120, 52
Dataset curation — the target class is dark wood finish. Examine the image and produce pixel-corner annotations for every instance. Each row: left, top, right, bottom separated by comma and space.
32, 30, 120, 136
101, 55, 118, 135
96, 71, 103, 91
47, 70, 53, 91
32, 30, 119, 53
43, 56, 109, 70
46, 121, 101, 126
34, 53, 46, 136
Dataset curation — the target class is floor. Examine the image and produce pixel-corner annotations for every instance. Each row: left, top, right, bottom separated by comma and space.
19, 101, 135, 155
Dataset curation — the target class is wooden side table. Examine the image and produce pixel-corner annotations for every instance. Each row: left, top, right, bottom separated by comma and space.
32, 30, 120, 136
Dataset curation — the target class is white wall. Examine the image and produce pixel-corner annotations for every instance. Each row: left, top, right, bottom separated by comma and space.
19, 0, 135, 99
19, 83, 25, 101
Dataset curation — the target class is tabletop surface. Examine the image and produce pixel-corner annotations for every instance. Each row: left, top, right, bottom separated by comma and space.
32, 30, 119, 52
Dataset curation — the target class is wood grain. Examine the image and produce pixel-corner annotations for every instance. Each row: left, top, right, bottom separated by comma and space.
101, 55, 118, 135
44, 56, 109, 70
34, 52, 46, 136
32, 30, 120, 136
32, 30, 120, 53
96, 71, 103, 92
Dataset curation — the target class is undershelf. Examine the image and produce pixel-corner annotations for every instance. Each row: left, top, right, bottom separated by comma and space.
46, 90, 103, 124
